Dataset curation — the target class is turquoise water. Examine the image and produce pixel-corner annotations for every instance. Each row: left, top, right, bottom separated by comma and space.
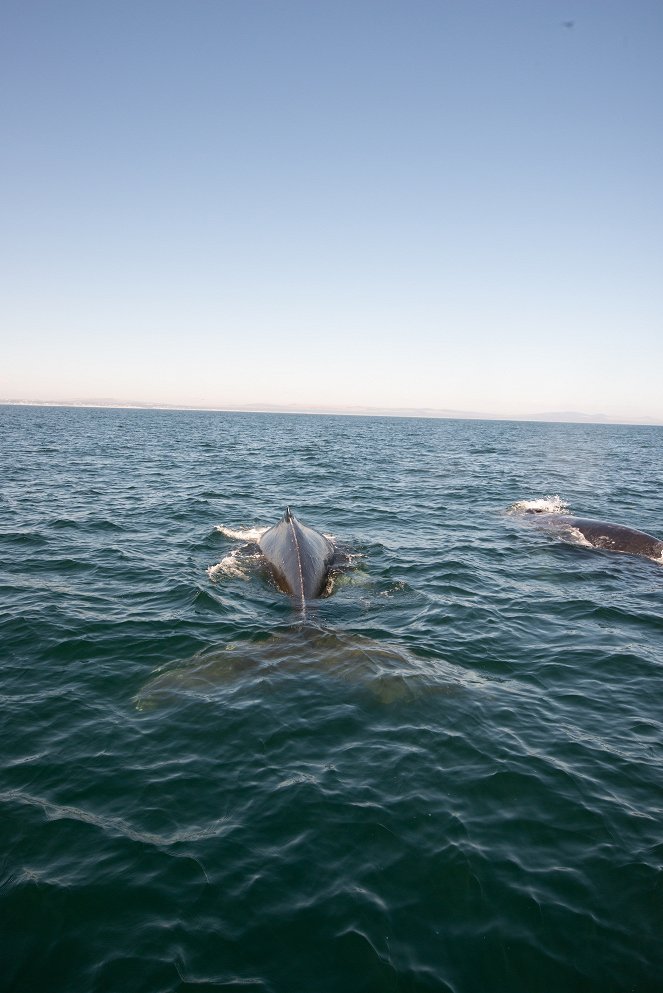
1, 405, 662, 993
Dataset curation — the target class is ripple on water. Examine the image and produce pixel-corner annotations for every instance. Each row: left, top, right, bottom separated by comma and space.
2, 408, 663, 992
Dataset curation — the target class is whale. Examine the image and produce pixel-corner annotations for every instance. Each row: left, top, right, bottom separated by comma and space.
258, 507, 336, 606
524, 509, 663, 560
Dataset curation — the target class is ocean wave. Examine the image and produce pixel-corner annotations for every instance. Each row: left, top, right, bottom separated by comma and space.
0, 789, 233, 847
4, 406, 663, 993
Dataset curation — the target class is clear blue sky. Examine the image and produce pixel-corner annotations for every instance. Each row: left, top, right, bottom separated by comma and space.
2, 0, 662, 420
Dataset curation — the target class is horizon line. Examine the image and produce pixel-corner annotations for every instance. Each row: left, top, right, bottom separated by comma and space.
2, 397, 662, 427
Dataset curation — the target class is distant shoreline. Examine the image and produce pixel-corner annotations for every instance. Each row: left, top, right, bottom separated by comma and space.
2, 399, 661, 427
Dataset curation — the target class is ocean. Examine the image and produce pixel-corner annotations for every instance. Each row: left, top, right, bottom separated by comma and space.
1, 404, 662, 993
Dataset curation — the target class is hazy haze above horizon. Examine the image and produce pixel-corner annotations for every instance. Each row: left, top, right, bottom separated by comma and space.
2, 1, 662, 422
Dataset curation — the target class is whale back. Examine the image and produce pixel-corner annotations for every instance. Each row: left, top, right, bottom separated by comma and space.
563, 516, 663, 558
259, 508, 335, 604
531, 512, 663, 559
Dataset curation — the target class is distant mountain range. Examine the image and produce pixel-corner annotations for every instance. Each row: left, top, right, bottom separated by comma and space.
2, 397, 661, 425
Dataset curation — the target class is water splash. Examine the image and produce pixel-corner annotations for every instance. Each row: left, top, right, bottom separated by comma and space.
215, 524, 269, 542
507, 495, 570, 515
207, 548, 263, 581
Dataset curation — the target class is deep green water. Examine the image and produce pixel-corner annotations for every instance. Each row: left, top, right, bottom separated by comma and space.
1, 405, 662, 993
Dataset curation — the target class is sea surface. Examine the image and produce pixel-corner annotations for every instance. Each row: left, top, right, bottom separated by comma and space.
1, 405, 662, 993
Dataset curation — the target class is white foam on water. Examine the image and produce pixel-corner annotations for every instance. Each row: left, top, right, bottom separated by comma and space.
215, 524, 269, 542
508, 495, 571, 515
207, 548, 262, 581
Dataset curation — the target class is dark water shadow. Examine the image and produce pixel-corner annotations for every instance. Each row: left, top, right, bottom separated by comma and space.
135, 625, 493, 712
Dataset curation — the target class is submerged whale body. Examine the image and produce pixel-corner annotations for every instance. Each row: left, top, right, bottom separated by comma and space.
525, 509, 663, 560
135, 627, 480, 711
259, 507, 335, 605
